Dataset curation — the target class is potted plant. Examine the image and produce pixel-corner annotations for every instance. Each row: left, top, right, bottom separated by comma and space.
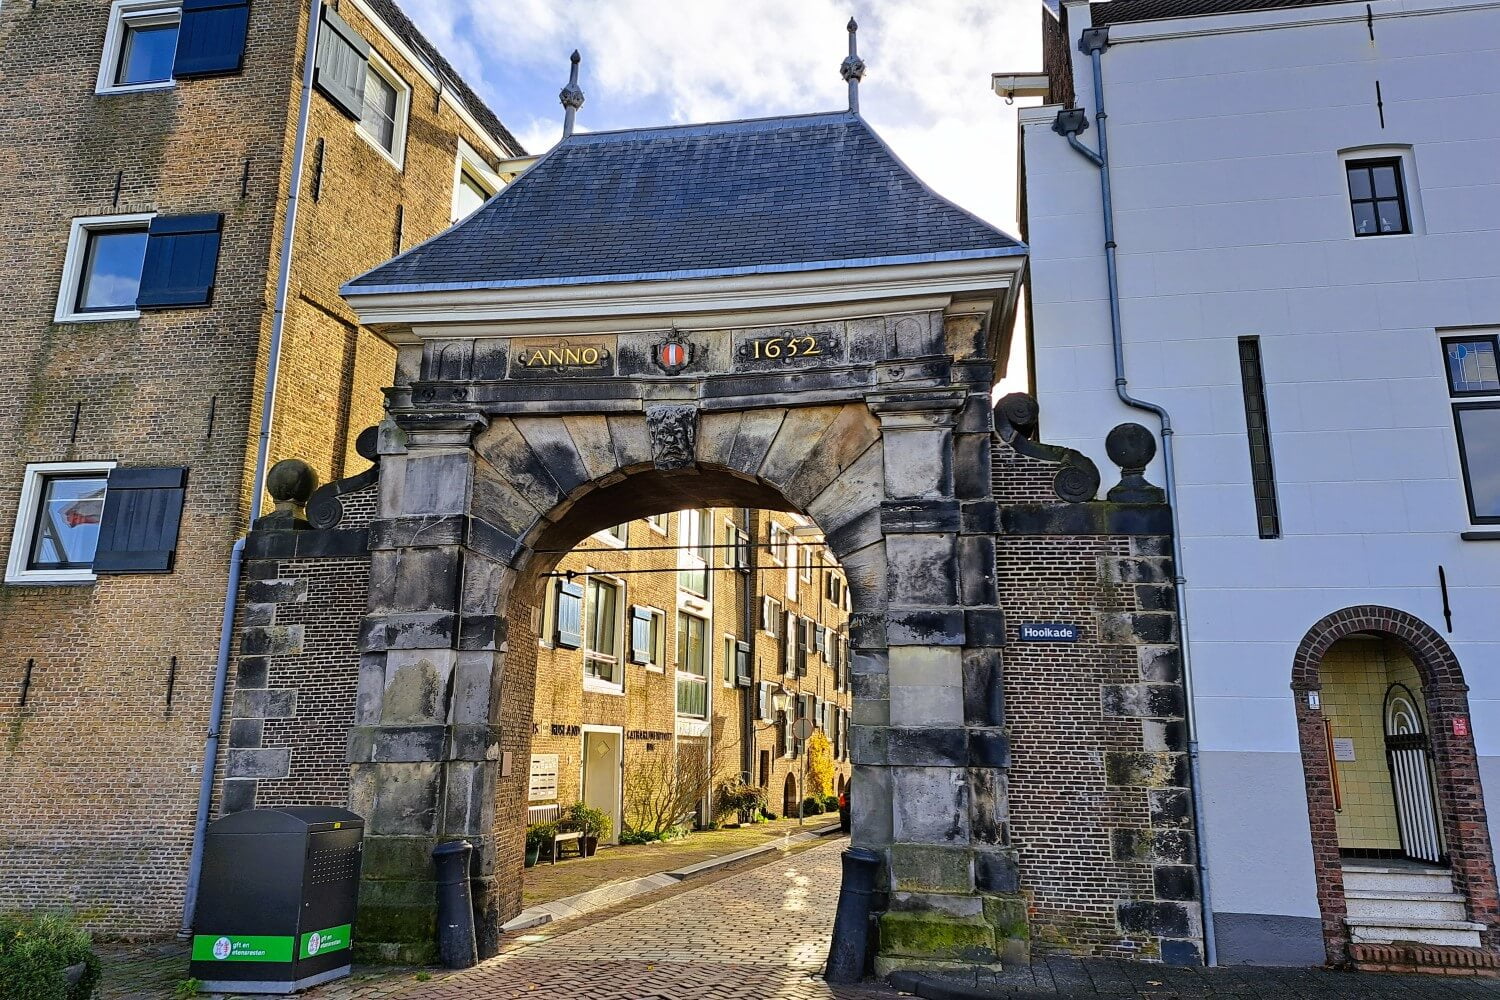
524, 821, 557, 868
564, 803, 611, 856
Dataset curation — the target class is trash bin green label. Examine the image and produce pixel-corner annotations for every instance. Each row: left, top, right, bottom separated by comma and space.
191, 934, 295, 962
298, 923, 352, 959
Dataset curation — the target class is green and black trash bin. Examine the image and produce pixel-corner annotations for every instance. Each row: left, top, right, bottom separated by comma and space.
190, 807, 364, 994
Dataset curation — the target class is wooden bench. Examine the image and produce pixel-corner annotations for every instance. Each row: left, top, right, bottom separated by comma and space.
550, 830, 584, 864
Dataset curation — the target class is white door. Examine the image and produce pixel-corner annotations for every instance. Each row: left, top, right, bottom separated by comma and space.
582, 730, 622, 845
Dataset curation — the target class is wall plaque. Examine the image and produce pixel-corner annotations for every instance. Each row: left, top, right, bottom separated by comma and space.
1332, 738, 1355, 762
511, 337, 614, 377
734, 328, 842, 370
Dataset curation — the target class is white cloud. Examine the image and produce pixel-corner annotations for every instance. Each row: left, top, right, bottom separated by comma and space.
403, 0, 1041, 231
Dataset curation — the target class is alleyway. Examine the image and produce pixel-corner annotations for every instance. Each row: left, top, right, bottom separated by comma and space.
309, 837, 883, 1000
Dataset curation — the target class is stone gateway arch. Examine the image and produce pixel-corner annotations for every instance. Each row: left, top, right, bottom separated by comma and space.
229, 109, 1200, 973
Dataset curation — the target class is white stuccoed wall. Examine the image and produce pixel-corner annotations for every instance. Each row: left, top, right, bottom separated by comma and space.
1022, 0, 1500, 961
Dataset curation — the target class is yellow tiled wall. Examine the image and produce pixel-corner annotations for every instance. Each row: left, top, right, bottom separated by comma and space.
1320, 637, 1429, 851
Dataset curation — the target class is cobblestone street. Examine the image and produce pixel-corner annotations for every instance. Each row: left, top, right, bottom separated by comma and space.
101, 838, 1500, 999
308, 837, 886, 1000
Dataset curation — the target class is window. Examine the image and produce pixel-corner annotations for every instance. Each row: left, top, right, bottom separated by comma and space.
768, 522, 789, 565
451, 139, 501, 222
6, 463, 114, 583
676, 612, 708, 718
98, 1, 179, 93
1444, 335, 1500, 524
593, 523, 627, 547
761, 595, 781, 637
1445, 336, 1500, 396
56, 215, 152, 322
723, 634, 737, 687
356, 52, 410, 168
1345, 157, 1410, 237
554, 580, 583, 649
800, 548, 813, 584
725, 523, 749, 571
584, 576, 621, 686
629, 605, 666, 670
785, 541, 799, 602
647, 512, 668, 535
677, 508, 711, 597
1238, 337, 1281, 539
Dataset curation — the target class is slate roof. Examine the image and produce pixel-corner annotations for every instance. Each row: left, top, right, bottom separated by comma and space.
1088, 0, 1358, 26
364, 0, 523, 156
344, 111, 1022, 294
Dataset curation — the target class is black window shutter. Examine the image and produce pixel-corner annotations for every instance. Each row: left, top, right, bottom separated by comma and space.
94, 468, 188, 574
314, 4, 370, 119
173, 0, 251, 78
137, 214, 224, 309
736, 641, 750, 685
555, 582, 583, 649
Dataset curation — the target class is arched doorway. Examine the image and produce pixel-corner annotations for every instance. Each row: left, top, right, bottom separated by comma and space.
1292, 606, 1499, 963
783, 772, 800, 819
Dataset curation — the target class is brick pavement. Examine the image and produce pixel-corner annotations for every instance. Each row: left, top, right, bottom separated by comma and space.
102, 837, 1500, 999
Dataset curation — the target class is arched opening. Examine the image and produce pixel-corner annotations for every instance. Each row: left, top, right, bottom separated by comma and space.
1292, 606, 1499, 963
501, 467, 861, 913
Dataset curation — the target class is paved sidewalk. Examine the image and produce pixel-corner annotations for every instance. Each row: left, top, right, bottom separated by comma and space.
895, 956, 1500, 998
521, 815, 834, 907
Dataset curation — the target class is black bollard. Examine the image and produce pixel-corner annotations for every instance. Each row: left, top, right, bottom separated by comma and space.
432, 839, 478, 969
824, 846, 881, 983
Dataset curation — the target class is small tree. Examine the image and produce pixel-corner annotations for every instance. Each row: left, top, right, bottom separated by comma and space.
806, 730, 835, 798
624, 743, 725, 836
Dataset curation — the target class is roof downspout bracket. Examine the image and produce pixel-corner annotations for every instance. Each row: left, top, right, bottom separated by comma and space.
1053, 107, 1103, 169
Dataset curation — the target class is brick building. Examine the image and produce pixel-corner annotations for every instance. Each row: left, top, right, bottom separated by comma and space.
526, 508, 853, 840
0, 0, 523, 936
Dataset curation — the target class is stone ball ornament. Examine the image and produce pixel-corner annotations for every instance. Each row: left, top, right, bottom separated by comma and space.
266, 458, 319, 505
1105, 422, 1156, 473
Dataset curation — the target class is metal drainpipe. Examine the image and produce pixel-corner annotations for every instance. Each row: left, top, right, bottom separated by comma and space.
1057, 27, 1218, 966
177, 0, 322, 939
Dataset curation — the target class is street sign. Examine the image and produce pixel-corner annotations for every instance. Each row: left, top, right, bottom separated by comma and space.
1019, 623, 1080, 642
793, 717, 815, 740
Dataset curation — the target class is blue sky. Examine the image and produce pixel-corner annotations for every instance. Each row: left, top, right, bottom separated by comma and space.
402, 0, 1042, 234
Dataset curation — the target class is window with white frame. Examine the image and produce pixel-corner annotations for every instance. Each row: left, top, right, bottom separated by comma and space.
55, 214, 153, 323
583, 575, 622, 687
675, 611, 709, 717
647, 512, 668, 535
629, 604, 666, 670
451, 139, 501, 222
97, 1, 180, 94
723, 634, 737, 687
1443, 333, 1500, 524
785, 541, 799, 602
800, 546, 814, 584
593, 523, 627, 547
677, 508, 711, 597
356, 51, 410, 167
6, 462, 115, 584
768, 521, 789, 565
761, 595, 781, 636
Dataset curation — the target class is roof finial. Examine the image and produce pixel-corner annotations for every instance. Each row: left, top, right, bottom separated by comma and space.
560, 49, 585, 138
840, 17, 866, 114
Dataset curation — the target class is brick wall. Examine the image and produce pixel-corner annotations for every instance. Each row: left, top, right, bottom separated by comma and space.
0, 0, 521, 936
994, 432, 1201, 964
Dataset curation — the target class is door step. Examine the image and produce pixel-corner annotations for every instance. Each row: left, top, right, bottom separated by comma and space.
1350, 942, 1500, 976
1346, 916, 1485, 948
1345, 889, 1468, 923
